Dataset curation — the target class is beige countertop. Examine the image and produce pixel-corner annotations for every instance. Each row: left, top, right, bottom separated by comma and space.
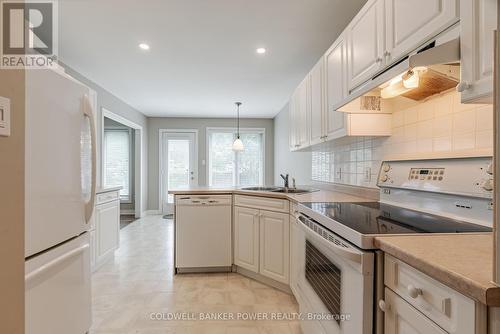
169, 187, 375, 203
374, 234, 500, 306
96, 186, 122, 194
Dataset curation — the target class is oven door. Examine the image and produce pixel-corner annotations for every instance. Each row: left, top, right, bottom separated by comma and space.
294, 214, 374, 334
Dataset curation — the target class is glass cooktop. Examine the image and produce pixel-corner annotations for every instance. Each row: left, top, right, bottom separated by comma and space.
301, 202, 492, 235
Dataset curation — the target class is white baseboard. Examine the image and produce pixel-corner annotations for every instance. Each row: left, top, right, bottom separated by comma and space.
120, 210, 135, 215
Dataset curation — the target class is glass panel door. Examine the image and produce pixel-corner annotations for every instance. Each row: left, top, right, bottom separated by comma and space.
162, 132, 197, 214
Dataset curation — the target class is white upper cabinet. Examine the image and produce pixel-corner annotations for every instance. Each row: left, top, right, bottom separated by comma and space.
385, 0, 459, 64
289, 77, 311, 151
459, 0, 497, 103
325, 33, 348, 140
297, 77, 310, 149
347, 0, 385, 90
309, 58, 325, 146
288, 91, 299, 151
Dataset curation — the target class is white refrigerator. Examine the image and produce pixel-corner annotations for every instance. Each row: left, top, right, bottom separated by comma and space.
24, 68, 96, 334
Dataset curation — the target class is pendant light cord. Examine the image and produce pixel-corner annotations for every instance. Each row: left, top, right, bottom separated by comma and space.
236, 102, 242, 139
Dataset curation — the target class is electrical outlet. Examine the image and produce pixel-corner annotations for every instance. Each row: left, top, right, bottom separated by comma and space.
0, 96, 11, 137
364, 167, 371, 182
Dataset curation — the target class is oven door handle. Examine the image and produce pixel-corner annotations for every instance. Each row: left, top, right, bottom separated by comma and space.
297, 215, 362, 265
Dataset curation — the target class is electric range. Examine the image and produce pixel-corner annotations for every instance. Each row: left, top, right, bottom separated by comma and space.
298, 157, 494, 250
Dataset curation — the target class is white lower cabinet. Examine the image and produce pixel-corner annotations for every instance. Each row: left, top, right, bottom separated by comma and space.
233, 198, 290, 285
381, 254, 486, 334
384, 288, 447, 334
234, 206, 260, 273
259, 210, 290, 284
92, 195, 120, 271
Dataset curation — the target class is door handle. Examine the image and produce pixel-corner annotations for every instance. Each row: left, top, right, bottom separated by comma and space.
82, 95, 96, 224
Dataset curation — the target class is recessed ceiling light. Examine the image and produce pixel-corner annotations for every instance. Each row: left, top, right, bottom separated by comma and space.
256, 48, 266, 54
139, 43, 150, 51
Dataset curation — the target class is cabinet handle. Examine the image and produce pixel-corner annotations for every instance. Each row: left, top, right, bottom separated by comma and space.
376, 57, 383, 63
378, 299, 389, 312
407, 284, 423, 299
456, 81, 471, 92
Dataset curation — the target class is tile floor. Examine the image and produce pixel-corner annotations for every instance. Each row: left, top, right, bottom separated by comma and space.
90, 215, 302, 334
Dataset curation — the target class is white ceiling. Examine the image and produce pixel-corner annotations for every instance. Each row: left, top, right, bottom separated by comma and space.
59, 0, 366, 118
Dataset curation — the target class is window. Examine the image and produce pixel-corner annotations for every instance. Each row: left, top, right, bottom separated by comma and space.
103, 129, 132, 201
207, 128, 265, 187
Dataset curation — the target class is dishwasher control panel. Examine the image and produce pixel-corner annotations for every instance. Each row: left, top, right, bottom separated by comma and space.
175, 195, 232, 206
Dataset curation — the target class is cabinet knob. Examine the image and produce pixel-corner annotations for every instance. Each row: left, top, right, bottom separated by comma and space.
384, 51, 391, 57
378, 299, 389, 312
487, 163, 494, 175
407, 284, 423, 299
379, 175, 388, 183
456, 81, 471, 92
376, 57, 383, 63
482, 179, 494, 191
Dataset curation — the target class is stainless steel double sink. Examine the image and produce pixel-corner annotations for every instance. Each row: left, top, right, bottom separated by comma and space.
240, 186, 316, 194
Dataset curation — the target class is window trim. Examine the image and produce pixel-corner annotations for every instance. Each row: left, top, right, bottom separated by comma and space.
103, 128, 133, 203
206, 127, 266, 187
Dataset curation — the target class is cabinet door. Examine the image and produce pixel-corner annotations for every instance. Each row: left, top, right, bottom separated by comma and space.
460, 0, 497, 103
259, 210, 290, 284
325, 33, 348, 140
95, 200, 120, 266
289, 216, 300, 296
385, 0, 458, 64
234, 206, 260, 273
297, 77, 311, 149
384, 289, 447, 334
309, 58, 325, 146
289, 91, 299, 151
347, 0, 385, 90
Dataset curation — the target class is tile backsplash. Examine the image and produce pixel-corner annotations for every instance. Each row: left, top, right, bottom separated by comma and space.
312, 91, 494, 188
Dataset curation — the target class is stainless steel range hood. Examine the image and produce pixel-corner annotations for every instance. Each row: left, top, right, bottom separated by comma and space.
339, 25, 461, 113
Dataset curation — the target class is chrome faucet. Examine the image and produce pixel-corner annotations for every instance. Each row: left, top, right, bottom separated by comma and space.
280, 174, 289, 189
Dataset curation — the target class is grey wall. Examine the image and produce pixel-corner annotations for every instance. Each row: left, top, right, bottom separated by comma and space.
62, 64, 148, 213
148, 117, 274, 210
273, 103, 312, 185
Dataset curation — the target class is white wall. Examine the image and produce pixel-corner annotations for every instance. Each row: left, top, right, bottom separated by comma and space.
273, 103, 312, 186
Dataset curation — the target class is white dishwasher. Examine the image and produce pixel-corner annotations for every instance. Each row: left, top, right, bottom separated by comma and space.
175, 195, 232, 272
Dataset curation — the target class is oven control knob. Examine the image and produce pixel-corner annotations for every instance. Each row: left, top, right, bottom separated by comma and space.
379, 175, 388, 182
382, 164, 391, 172
487, 163, 494, 175
482, 179, 494, 191
407, 285, 423, 299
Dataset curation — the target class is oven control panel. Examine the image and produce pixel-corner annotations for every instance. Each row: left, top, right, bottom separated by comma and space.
377, 157, 493, 199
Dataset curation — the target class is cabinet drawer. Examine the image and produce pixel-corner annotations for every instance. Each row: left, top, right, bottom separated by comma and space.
96, 191, 119, 205
384, 288, 447, 334
384, 254, 476, 333
234, 195, 289, 213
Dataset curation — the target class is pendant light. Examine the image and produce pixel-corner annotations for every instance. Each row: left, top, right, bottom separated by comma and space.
232, 102, 244, 151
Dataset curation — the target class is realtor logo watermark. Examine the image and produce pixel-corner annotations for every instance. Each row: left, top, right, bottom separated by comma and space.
1, 0, 58, 69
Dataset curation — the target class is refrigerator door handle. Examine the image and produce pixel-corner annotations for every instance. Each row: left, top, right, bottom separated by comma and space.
25, 244, 90, 283
83, 94, 97, 223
